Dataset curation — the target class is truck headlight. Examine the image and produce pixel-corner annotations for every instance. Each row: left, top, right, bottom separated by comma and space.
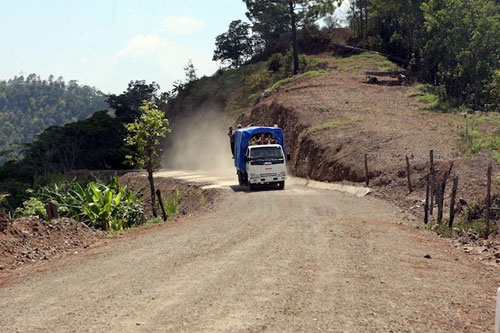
279, 171, 286, 177
249, 173, 258, 179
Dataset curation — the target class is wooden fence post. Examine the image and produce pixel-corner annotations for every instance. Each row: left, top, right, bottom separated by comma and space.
485, 164, 492, 239
449, 176, 458, 229
45, 201, 59, 220
437, 163, 454, 224
430, 150, 435, 215
364, 154, 369, 187
437, 183, 444, 224
406, 155, 412, 194
156, 189, 168, 222
424, 174, 430, 224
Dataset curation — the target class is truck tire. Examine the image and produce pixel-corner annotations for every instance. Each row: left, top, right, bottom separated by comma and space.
237, 171, 243, 186
278, 181, 285, 190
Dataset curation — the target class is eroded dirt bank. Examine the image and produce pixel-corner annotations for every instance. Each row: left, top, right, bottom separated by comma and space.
237, 60, 499, 233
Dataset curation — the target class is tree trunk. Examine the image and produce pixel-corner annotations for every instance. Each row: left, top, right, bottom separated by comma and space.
148, 169, 158, 218
289, 1, 299, 75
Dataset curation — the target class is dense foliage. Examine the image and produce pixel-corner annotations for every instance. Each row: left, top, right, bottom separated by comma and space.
0, 75, 107, 164
0, 80, 159, 212
213, 20, 255, 68
31, 177, 144, 231
348, 0, 500, 109
22, 111, 130, 174
107, 80, 167, 124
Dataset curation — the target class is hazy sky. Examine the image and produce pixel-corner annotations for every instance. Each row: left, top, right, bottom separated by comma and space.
1, 0, 350, 94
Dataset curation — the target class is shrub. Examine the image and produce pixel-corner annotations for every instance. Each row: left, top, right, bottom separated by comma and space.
485, 69, 500, 110
267, 54, 283, 72
15, 196, 47, 220
244, 70, 272, 93
35, 177, 145, 231
164, 191, 182, 217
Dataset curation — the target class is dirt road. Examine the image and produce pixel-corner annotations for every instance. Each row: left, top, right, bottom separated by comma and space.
0, 172, 498, 332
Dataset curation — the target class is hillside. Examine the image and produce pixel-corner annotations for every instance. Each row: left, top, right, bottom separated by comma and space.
235, 52, 500, 244
0, 75, 107, 164
165, 50, 500, 248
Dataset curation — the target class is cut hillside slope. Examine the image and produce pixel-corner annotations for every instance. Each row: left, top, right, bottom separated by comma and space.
238, 53, 498, 228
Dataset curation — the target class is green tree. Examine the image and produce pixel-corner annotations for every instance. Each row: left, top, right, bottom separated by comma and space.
106, 80, 164, 124
22, 110, 131, 174
0, 74, 107, 165
213, 20, 255, 68
422, 0, 500, 107
243, 0, 339, 74
244, 0, 290, 55
184, 59, 198, 83
125, 101, 170, 217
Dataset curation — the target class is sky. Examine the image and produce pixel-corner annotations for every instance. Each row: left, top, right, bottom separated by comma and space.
1, 0, 350, 94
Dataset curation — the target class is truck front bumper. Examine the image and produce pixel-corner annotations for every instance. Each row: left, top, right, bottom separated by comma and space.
248, 175, 286, 185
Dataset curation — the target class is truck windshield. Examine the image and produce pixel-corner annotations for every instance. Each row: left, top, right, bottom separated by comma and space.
249, 146, 283, 159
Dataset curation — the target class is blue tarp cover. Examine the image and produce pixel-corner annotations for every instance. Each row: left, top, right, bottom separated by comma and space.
234, 127, 286, 172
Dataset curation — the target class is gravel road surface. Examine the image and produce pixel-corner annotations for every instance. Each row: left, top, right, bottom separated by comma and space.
0, 173, 498, 332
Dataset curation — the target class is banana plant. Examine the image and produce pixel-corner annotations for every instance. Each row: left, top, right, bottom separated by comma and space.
34, 177, 144, 231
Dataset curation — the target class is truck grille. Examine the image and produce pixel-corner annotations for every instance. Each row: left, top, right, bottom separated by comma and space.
260, 173, 277, 177
250, 159, 284, 165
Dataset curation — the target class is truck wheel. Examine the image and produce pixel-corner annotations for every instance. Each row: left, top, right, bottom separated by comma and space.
237, 171, 243, 186
278, 181, 285, 190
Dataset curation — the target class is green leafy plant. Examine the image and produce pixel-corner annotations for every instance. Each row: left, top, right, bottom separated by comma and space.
0, 194, 8, 205
0, 193, 10, 219
125, 101, 171, 218
35, 177, 144, 231
15, 196, 47, 220
164, 191, 182, 217
268, 53, 283, 72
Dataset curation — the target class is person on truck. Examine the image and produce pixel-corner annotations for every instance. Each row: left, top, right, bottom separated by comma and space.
256, 133, 266, 145
228, 126, 235, 156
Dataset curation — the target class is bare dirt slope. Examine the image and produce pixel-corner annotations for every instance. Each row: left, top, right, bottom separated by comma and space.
0, 179, 497, 332
0, 217, 101, 271
238, 56, 497, 213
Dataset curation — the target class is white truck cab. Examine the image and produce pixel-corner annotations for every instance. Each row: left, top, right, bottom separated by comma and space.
245, 144, 287, 189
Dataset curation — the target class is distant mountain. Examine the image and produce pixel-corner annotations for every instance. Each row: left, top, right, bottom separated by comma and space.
0, 74, 108, 164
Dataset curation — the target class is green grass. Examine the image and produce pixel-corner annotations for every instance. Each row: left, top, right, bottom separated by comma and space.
303, 56, 328, 68
265, 70, 330, 94
306, 120, 355, 135
431, 218, 493, 238
428, 218, 487, 238
336, 52, 398, 72
163, 191, 182, 217
432, 222, 454, 238
411, 83, 452, 111
106, 216, 165, 238
458, 113, 500, 163
417, 93, 439, 104
266, 77, 295, 93
169, 55, 332, 117
455, 217, 488, 236
298, 70, 329, 78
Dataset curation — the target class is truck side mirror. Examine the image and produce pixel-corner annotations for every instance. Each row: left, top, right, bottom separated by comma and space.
244, 156, 250, 162
287, 153, 291, 161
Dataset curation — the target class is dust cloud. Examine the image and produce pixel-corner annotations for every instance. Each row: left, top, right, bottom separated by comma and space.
163, 110, 235, 175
